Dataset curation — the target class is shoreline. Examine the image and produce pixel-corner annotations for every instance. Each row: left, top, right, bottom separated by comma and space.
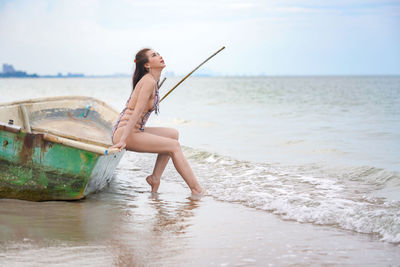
1, 175, 399, 266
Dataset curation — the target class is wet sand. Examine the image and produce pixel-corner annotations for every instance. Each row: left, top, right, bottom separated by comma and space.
1, 158, 400, 267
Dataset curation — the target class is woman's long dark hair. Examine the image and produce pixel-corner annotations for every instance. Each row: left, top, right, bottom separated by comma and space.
132, 48, 151, 91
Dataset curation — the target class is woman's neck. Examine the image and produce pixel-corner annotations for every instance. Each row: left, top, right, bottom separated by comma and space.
148, 69, 162, 82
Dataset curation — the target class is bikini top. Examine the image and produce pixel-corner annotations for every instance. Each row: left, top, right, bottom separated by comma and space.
125, 82, 160, 129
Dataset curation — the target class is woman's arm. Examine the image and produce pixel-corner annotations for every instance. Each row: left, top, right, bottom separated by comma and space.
112, 77, 156, 150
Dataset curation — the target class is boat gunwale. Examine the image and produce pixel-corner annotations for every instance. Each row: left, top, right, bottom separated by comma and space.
0, 95, 117, 112
0, 96, 120, 155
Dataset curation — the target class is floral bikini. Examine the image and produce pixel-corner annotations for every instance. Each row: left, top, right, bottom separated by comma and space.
112, 83, 160, 143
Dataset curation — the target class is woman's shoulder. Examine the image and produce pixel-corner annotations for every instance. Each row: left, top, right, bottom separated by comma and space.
139, 74, 157, 86
135, 74, 156, 96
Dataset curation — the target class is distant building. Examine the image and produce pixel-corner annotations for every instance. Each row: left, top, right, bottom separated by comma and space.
67, 72, 84, 77
165, 71, 175, 77
2, 64, 16, 74
0, 63, 85, 78
0, 63, 38, 78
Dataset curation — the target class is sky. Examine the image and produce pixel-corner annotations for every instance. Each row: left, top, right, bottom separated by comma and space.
0, 0, 399, 76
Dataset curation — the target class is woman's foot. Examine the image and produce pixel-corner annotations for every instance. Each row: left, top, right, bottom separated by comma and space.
146, 175, 160, 192
191, 186, 206, 196
189, 187, 206, 200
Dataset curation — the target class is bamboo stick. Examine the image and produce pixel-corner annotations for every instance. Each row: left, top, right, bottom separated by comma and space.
43, 133, 120, 155
160, 46, 225, 102
158, 77, 167, 88
32, 126, 111, 147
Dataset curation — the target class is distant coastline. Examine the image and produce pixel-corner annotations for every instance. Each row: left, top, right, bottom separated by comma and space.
0, 63, 39, 78
1, 63, 399, 78
0, 63, 88, 78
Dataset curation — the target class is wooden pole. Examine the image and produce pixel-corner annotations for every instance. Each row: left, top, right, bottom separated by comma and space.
32, 126, 111, 147
160, 46, 225, 103
19, 104, 32, 133
158, 77, 167, 88
43, 133, 120, 155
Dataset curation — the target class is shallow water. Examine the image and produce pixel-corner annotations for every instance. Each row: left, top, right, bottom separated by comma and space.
1, 152, 400, 266
0, 76, 399, 266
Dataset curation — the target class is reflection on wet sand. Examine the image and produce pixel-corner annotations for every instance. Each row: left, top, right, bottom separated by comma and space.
0, 198, 118, 244
0, 183, 202, 266
149, 193, 199, 235
107, 190, 201, 266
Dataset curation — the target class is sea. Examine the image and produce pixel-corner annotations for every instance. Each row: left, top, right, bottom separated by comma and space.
0, 76, 399, 266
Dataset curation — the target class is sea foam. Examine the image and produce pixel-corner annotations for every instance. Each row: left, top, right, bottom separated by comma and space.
183, 147, 400, 244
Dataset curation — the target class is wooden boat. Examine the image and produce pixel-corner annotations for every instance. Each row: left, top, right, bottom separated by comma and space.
0, 96, 124, 201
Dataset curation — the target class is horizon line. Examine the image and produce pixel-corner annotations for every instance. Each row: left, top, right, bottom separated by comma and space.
1, 73, 400, 79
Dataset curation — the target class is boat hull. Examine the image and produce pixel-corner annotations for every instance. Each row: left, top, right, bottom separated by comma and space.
0, 123, 124, 201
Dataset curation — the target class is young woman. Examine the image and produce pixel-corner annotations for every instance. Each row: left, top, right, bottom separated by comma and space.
111, 48, 204, 195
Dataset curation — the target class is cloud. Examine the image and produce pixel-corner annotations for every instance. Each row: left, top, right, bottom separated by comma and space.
0, 0, 399, 75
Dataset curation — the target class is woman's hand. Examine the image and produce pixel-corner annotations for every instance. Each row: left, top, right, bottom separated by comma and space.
110, 140, 126, 152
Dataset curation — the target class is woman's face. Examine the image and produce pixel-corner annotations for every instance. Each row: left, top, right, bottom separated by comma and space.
146, 50, 166, 70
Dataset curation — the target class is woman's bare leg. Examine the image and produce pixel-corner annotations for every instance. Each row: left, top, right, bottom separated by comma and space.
144, 127, 179, 192
145, 154, 167, 192
115, 128, 203, 194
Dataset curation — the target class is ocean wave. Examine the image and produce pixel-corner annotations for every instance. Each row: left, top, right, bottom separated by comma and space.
171, 118, 191, 125
155, 117, 216, 128
183, 147, 400, 243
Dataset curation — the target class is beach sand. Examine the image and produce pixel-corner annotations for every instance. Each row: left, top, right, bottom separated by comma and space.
112, 179, 400, 267
1, 173, 399, 267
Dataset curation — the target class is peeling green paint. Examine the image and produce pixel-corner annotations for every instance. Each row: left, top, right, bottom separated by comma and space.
0, 129, 101, 201
0, 159, 86, 201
